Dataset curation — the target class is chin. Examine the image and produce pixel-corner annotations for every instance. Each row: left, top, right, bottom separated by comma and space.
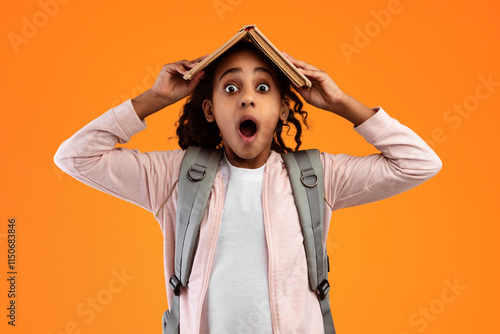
230, 144, 263, 160
234, 149, 259, 161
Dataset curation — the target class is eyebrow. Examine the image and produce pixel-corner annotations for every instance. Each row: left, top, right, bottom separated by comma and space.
219, 67, 275, 83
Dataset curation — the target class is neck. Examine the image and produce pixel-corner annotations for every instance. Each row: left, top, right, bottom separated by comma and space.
224, 148, 270, 169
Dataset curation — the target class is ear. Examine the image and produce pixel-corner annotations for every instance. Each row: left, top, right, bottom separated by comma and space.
202, 99, 215, 122
280, 99, 290, 122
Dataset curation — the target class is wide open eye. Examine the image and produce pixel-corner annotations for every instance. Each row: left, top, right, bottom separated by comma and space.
224, 84, 239, 93
257, 83, 270, 92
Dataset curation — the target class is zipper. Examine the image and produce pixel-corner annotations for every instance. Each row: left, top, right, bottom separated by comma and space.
262, 168, 279, 334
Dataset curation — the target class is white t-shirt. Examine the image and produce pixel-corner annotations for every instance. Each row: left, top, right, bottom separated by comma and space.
200, 154, 273, 333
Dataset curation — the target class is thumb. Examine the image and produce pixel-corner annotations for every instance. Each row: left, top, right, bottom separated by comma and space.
186, 70, 205, 93
294, 85, 309, 100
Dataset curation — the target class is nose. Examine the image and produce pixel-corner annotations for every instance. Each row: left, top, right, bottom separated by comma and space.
240, 100, 254, 108
239, 88, 255, 108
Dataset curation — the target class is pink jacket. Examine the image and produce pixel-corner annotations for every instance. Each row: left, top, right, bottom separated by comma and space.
54, 99, 442, 333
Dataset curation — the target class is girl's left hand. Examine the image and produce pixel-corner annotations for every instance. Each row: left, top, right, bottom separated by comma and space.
281, 51, 346, 114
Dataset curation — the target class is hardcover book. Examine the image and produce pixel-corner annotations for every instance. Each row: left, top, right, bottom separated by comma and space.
183, 25, 312, 88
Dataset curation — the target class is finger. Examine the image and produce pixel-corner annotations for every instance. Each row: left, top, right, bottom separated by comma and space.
177, 54, 208, 68
186, 70, 205, 92
175, 59, 195, 67
296, 67, 325, 82
176, 56, 206, 70
186, 61, 201, 68
290, 58, 318, 72
174, 61, 201, 74
167, 63, 189, 76
190, 54, 209, 63
292, 85, 310, 101
282, 51, 297, 63
190, 70, 205, 84
282, 52, 318, 71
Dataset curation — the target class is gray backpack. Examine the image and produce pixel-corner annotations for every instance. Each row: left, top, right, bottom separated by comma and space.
162, 146, 336, 334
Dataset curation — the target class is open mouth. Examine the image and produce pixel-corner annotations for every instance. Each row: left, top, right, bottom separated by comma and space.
238, 118, 257, 143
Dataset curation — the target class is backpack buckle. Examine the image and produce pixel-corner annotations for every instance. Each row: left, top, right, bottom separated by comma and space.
317, 279, 330, 300
187, 165, 206, 181
300, 168, 318, 188
169, 275, 182, 296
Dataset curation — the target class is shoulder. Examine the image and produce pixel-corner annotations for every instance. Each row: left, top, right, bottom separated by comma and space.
144, 148, 186, 180
319, 151, 334, 168
267, 150, 286, 170
267, 149, 335, 170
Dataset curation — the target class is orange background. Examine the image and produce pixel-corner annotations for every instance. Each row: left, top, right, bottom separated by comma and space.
2, 0, 499, 333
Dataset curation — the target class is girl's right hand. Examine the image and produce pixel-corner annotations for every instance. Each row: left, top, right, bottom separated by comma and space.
150, 54, 209, 107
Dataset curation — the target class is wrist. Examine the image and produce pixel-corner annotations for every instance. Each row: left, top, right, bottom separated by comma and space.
148, 88, 172, 109
131, 89, 170, 120
329, 94, 376, 127
328, 92, 349, 115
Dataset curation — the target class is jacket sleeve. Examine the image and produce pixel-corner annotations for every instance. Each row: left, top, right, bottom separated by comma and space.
53, 99, 182, 215
321, 106, 443, 211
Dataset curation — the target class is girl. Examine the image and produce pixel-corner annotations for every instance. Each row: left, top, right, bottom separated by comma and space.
54, 41, 442, 333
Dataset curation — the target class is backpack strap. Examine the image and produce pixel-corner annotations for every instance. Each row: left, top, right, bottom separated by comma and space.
281, 149, 336, 334
163, 146, 223, 334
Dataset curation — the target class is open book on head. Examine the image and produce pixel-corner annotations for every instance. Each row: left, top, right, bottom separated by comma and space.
183, 25, 312, 89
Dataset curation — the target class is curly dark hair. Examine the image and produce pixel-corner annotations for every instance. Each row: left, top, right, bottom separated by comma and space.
175, 41, 309, 153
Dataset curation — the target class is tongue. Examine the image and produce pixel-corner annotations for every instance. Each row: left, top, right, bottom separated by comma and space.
240, 120, 257, 138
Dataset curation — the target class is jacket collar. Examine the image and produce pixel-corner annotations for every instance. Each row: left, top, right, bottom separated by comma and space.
265, 150, 285, 171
